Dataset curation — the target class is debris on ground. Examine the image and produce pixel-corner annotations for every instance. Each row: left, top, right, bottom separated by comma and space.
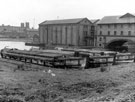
0, 59, 135, 101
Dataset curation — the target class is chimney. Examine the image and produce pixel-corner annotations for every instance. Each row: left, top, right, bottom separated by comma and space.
21, 23, 24, 28
25, 22, 29, 28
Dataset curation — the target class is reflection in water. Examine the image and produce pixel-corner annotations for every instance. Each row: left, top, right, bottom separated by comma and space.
0, 41, 32, 50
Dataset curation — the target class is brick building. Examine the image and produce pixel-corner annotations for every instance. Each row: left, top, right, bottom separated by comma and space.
39, 18, 94, 47
97, 13, 135, 51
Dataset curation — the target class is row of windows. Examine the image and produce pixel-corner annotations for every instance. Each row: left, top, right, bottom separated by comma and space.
99, 24, 133, 29
100, 31, 132, 35
99, 37, 105, 41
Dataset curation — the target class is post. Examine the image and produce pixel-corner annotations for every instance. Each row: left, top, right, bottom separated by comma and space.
43, 61, 46, 66
25, 58, 27, 62
106, 57, 108, 66
134, 54, 135, 62
113, 53, 116, 65
30, 59, 32, 63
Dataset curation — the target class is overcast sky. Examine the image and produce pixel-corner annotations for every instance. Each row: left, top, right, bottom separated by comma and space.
0, 0, 135, 28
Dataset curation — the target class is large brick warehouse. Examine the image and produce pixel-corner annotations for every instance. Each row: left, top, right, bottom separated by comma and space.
39, 18, 96, 48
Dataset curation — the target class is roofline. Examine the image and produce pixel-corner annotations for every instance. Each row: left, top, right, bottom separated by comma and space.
97, 22, 135, 25
78, 18, 92, 24
39, 23, 80, 26
39, 17, 91, 26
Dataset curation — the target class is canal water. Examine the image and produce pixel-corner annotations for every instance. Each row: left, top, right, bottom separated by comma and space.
0, 41, 32, 50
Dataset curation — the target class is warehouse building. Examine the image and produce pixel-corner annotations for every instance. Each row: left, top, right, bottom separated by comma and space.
97, 13, 135, 52
39, 18, 94, 48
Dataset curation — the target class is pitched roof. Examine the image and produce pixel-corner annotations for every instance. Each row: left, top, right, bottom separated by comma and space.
97, 13, 135, 24
39, 18, 89, 25
90, 19, 100, 24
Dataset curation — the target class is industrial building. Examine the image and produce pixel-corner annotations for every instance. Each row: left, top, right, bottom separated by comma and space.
39, 18, 95, 47
97, 13, 135, 52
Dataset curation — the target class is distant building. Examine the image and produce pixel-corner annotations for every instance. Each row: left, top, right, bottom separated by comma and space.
39, 18, 94, 47
27, 28, 39, 43
0, 22, 38, 42
97, 13, 135, 51
26, 28, 38, 42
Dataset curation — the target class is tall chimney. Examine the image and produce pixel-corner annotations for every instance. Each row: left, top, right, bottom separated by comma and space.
25, 22, 29, 28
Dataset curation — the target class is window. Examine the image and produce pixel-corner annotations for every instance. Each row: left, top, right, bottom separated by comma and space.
83, 31, 88, 37
99, 44, 102, 47
128, 24, 131, 28
99, 37, 102, 41
3, 28, 6, 31
121, 31, 123, 35
108, 31, 110, 35
114, 24, 117, 28
114, 31, 117, 35
121, 24, 123, 28
91, 26, 95, 30
128, 31, 131, 36
100, 31, 102, 35
84, 25, 88, 29
108, 25, 110, 28
99, 25, 102, 28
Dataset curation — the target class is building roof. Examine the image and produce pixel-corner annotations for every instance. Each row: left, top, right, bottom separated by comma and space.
90, 19, 100, 24
39, 18, 90, 25
97, 13, 135, 24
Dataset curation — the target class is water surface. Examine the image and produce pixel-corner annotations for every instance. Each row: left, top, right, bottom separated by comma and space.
0, 41, 32, 50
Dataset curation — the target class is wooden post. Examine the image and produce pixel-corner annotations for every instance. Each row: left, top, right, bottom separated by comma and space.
30, 59, 32, 63
43, 61, 46, 66
25, 58, 27, 62
78, 59, 80, 66
64, 60, 66, 69
113, 54, 116, 65
134, 54, 135, 62
106, 57, 108, 66
37, 59, 39, 64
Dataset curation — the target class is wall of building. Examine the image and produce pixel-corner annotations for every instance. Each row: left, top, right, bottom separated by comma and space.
39, 24, 79, 46
39, 18, 95, 47
39, 26, 44, 44
97, 23, 135, 47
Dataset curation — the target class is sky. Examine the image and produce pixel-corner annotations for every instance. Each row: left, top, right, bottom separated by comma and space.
0, 0, 135, 28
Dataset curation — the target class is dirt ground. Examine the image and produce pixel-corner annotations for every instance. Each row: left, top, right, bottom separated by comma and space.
0, 59, 135, 102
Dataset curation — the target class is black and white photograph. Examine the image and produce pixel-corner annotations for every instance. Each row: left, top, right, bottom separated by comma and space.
0, 0, 135, 101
